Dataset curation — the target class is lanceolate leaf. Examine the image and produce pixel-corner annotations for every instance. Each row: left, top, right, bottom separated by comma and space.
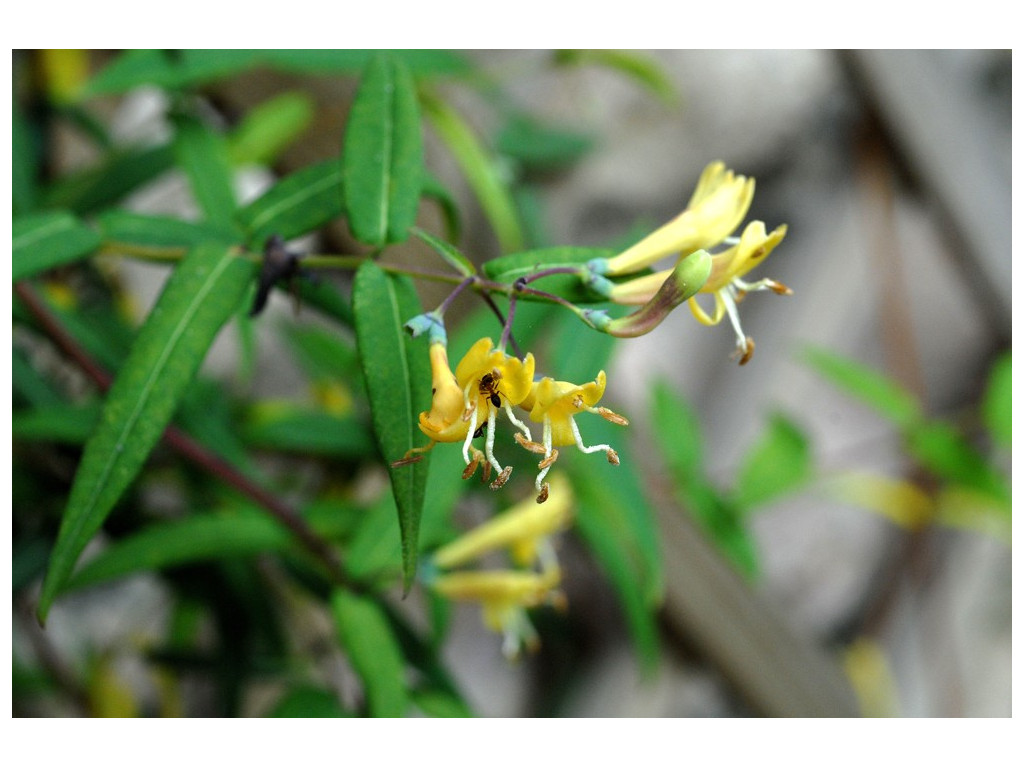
227, 91, 315, 166
731, 413, 811, 511
331, 589, 409, 717
343, 52, 423, 245
352, 261, 431, 590
63, 510, 292, 593
37, 243, 255, 622
236, 158, 344, 247
422, 90, 523, 253
801, 347, 921, 428
173, 114, 238, 226
13, 211, 101, 281
98, 210, 237, 251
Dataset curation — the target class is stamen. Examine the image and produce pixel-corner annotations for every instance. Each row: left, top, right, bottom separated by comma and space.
515, 432, 547, 454
462, 407, 479, 465
733, 276, 793, 295
536, 483, 549, 504
489, 465, 513, 490
503, 401, 533, 443
538, 449, 559, 470
718, 287, 750, 355
588, 405, 629, 426
484, 406, 504, 476
392, 441, 436, 468
569, 415, 615, 457
534, 417, 556, 493
462, 448, 483, 480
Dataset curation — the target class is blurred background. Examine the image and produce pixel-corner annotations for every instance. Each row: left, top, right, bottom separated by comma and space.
12, 49, 1011, 717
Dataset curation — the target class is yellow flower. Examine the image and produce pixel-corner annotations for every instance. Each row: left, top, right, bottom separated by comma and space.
686, 220, 790, 364
432, 567, 564, 659
516, 372, 629, 501
602, 161, 755, 277
432, 473, 573, 570
418, 342, 471, 444
452, 337, 536, 488
594, 162, 790, 364
395, 337, 536, 490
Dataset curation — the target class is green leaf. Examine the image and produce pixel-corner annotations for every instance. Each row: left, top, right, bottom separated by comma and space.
981, 352, 1011, 449
42, 144, 176, 215
555, 50, 678, 105
81, 49, 181, 96
649, 380, 757, 577
13, 402, 101, 444
731, 413, 812, 511
264, 49, 471, 77
411, 687, 473, 718
648, 379, 704, 479
412, 227, 476, 276
279, 323, 362, 391
173, 114, 237, 226
62, 510, 292, 593
268, 685, 352, 717
98, 210, 237, 250
422, 90, 524, 252
571, 461, 661, 673
352, 261, 431, 590
13, 211, 101, 280
343, 53, 423, 245
497, 115, 595, 170
802, 347, 922, 428
242, 405, 375, 458
37, 243, 256, 622
236, 158, 344, 247
227, 91, 314, 166
330, 589, 409, 717
13, 98, 39, 215
906, 421, 1010, 504
482, 246, 616, 304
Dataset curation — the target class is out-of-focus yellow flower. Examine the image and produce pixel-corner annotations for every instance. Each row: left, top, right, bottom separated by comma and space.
432, 567, 564, 659
433, 473, 573, 570
516, 372, 628, 501
602, 161, 755, 277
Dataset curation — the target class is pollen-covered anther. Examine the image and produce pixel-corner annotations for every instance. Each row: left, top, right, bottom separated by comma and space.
514, 432, 547, 455
489, 466, 513, 490
595, 407, 629, 426
538, 449, 559, 470
734, 336, 755, 366
768, 279, 793, 295
536, 483, 550, 504
606, 449, 620, 465
461, 447, 487, 480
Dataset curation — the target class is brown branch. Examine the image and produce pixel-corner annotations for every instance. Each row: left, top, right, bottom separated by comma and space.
15, 280, 353, 590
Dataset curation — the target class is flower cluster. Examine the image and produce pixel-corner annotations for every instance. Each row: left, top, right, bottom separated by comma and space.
586, 161, 790, 364
395, 336, 628, 503
428, 473, 573, 658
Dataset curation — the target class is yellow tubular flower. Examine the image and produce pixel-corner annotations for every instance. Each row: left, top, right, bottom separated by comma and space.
418, 342, 471, 444
687, 219, 790, 365
603, 161, 755, 277
432, 568, 564, 659
517, 371, 629, 501
432, 473, 573, 571
453, 338, 536, 488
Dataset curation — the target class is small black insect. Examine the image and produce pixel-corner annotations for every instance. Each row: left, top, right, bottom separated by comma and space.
479, 369, 503, 409
249, 234, 309, 317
